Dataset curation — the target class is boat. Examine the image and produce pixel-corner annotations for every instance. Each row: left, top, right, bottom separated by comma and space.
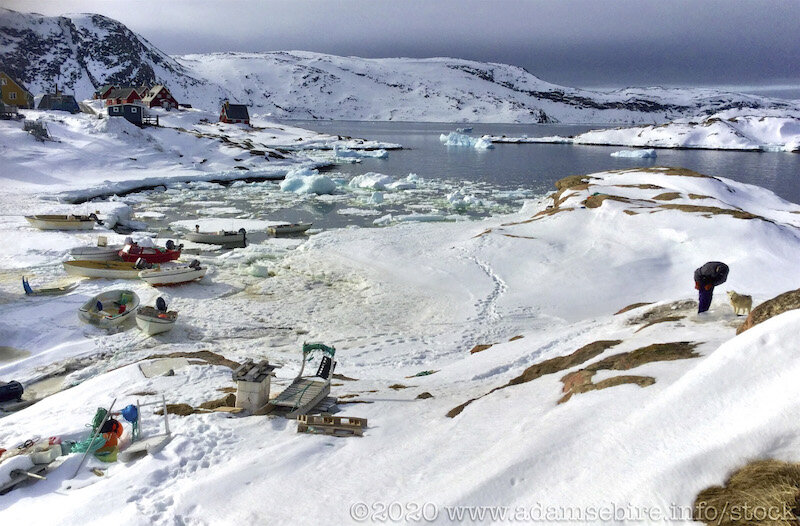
22, 277, 79, 296
78, 289, 140, 327
184, 226, 247, 247
456, 126, 473, 133
267, 223, 312, 236
139, 260, 207, 286
119, 240, 182, 264
262, 343, 336, 417
136, 298, 177, 335
70, 244, 124, 261
63, 260, 148, 279
24, 214, 100, 230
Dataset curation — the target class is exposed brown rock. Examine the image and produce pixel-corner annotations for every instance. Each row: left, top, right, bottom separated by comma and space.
652, 192, 682, 201
416, 392, 434, 400
737, 288, 800, 334
634, 315, 685, 333
583, 194, 632, 209
470, 344, 494, 354
143, 350, 240, 370
615, 302, 655, 315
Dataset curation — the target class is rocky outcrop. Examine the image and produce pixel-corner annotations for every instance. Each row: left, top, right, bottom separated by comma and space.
736, 288, 800, 334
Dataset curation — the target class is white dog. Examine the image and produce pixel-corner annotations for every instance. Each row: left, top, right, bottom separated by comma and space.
727, 290, 752, 316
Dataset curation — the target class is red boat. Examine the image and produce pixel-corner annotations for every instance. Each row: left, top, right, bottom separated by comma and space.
119, 240, 182, 264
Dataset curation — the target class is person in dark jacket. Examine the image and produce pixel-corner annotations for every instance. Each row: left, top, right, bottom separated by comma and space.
694, 261, 729, 313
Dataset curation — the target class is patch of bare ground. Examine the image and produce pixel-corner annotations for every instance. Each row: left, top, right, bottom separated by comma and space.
689, 194, 712, 200
634, 315, 685, 333
502, 233, 536, 239
142, 350, 240, 370
388, 384, 413, 390
446, 340, 623, 418
626, 300, 696, 325
615, 302, 655, 315
470, 344, 494, 354
615, 184, 665, 190
658, 204, 767, 221
582, 194, 632, 209
509, 335, 524, 342
652, 192, 682, 201
693, 459, 800, 526
640, 166, 719, 180
416, 392, 433, 400
623, 210, 638, 215
333, 373, 358, 381
737, 288, 800, 334
558, 341, 700, 403
156, 393, 237, 415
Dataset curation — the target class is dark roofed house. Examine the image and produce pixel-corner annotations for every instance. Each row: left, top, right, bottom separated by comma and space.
38, 87, 80, 113
135, 85, 150, 98
105, 88, 142, 106
220, 101, 249, 125
93, 84, 117, 99
141, 85, 179, 110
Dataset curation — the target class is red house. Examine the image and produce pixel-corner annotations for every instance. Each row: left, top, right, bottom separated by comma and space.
93, 84, 117, 100
105, 88, 142, 106
141, 85, 179, 110
220, 101, 249, 124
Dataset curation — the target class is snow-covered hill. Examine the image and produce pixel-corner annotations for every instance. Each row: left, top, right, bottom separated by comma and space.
2, 8, 798, 124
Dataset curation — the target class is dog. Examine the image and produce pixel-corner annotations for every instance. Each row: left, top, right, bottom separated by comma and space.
727, 290, 753, 316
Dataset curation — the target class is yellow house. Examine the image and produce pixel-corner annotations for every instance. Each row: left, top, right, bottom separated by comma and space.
0, 71, 34, 108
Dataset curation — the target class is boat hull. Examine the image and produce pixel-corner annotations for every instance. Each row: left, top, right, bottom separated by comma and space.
79, 289, 140, 328
63, 260, 141, 279
70, 245, 124, 261
25, 215, 95, 231
135, 313, 176, 335
267, 223, 312, 236
119, 246, 181, 264
139, 266, 207, 286
184, 231, 246, 246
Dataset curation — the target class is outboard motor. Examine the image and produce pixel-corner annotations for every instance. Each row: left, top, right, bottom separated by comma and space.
166, 240, 175, 250
156, 297, 167, 312
124, 236, 133, 246
195, 224, 200, 233
134, 257, 147, 270
189, 259, 201, 269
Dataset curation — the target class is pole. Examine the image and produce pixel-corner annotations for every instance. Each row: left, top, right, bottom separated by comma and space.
71, 398, 116, 479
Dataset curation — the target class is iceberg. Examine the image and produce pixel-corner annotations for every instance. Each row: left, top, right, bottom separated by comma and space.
348, 172, 395, 191
610, 149, 657, 158
280, 167, 338, 195
439, 132, 494, 149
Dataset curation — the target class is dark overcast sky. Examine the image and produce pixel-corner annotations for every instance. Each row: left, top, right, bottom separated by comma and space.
7, 0, 800, 92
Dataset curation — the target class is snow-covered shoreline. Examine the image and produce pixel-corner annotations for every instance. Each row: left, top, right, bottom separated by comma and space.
4, 163, 800, 524
483, 109, 800, 152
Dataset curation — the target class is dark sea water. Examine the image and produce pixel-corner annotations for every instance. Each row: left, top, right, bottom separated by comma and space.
284, 120, 800, 204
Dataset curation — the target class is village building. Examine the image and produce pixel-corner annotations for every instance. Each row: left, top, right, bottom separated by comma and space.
141, 85, 179, 110
105, 87, 142, 106
37, 87, 80, 113
219, 101, 250, 124
107, 102, 158, 127
134, 85, 150, 98
93, 84, 116, 99
0, 71, 34, 109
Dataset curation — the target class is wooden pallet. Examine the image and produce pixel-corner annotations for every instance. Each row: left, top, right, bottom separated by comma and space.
296, 414, 367, 437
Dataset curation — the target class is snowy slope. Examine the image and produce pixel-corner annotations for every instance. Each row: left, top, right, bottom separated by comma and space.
3, 168, 800, 524
3, 8, 798, 124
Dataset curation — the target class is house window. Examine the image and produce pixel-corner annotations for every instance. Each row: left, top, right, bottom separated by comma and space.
1, 78, 6, 85
9, 92, 16, 100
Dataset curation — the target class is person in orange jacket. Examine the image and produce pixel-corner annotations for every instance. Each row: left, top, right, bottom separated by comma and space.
694, 261, 729, 313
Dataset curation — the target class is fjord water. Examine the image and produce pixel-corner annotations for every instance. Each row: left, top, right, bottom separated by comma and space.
289, 120, 800, 204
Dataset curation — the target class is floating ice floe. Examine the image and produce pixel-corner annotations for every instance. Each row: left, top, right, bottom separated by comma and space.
279, 167, 338, 195
610, 149, 658, 158
333, 146, 389, 161
447, 189, 484, 209
439, 132, 494, 149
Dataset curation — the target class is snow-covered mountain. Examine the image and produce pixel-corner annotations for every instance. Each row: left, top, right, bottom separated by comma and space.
2, 8, 797, 123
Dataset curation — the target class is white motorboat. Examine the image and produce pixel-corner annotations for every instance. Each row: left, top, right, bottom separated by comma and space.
78, 289, 140, 327
184, 226, 247, 246
63, 260, 146, 279
138, 261, 207, 286
25, 214, 99, 230
69, 244, 124, 261
136, 299, 177, 335
267, 223, 312, 236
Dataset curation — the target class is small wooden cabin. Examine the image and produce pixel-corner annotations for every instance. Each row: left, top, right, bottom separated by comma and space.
105, 88, 142, 106
107, 103, 143, 125
141, 85, 179, 110
220, 101, 249, 125
0, 71, 33, 109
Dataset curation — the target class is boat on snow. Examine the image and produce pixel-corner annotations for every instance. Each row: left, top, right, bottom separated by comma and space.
22, 277, 78, 296
267, 223, 312, 236
78, 289, 140, 327
25, 214, 100, 231
136, 298, 177, 335
119, 240, 182, 264
63, 260, 147, 279
184, 226, 247, 247
139, 260, 207, 286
